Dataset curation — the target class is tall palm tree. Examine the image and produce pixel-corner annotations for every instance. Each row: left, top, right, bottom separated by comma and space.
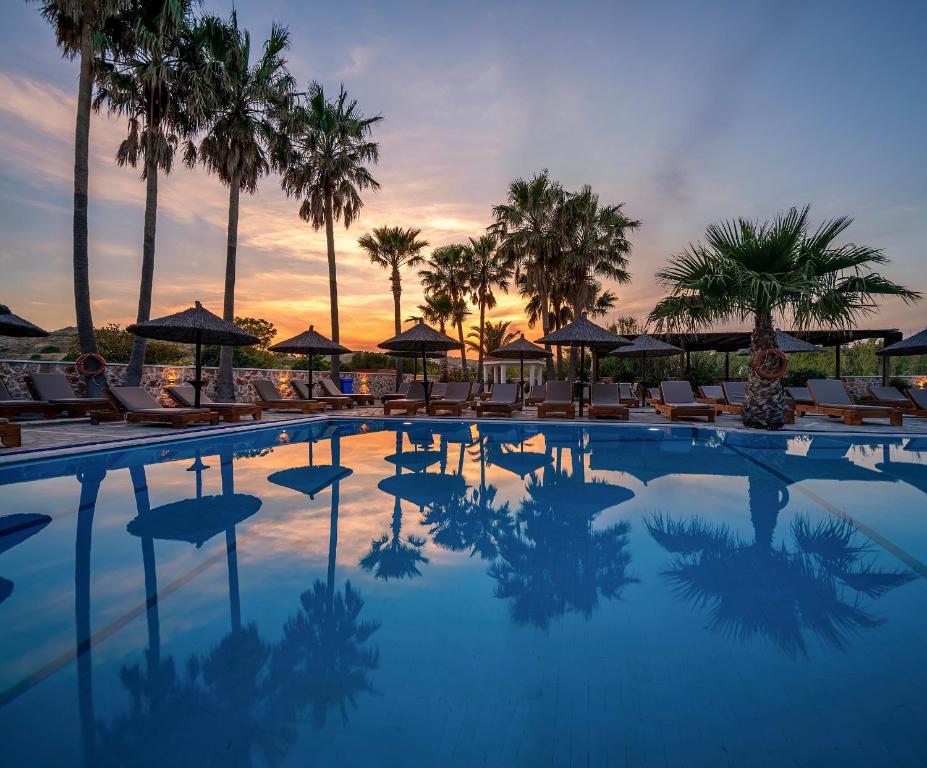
466, 319, 518, 356
417, 292, 454, 334
36, 0, 128, 356
187, 13, 296, 400
649, 206, 919, 429
491, 171, 564, 378
358, 225, 428, 386
94, 0, 208, 385
419, 244, 472, 374
466, 234, 512, 380
281, 84, 381, 377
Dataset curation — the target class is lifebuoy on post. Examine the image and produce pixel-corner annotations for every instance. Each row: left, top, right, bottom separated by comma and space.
75, 352, 107, 379
749, 348, 789, 381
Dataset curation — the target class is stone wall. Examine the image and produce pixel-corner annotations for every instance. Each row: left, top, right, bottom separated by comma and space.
841, 375, 926, 398
0, 359, 405, 406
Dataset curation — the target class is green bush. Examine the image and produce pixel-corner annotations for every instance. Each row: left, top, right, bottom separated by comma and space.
889, 377, 912, 391
39, 345, 60, 354
290, 354, 331, 372
783, 365, 830, 388
66, 323, 187, 365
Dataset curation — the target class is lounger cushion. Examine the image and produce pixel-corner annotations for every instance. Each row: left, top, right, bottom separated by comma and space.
254, 379, 288, 402
807, 379, 854, 407
908, 388, 927, 409
487, 383, 518, 404
544, 381, 572, 404
869, 385, 909, 404
29, 373, 81, 401
722, 381, 747, 405
167, 385, 246, 408
591, 383, 621, 406
110, 386, 163, 411
786, 387, 813, 403
699, 385, 724, 400
319, 377, 346, 398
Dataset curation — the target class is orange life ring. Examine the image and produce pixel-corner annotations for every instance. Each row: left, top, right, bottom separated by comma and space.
750, 348, 789, 381
75, 352, 107, 378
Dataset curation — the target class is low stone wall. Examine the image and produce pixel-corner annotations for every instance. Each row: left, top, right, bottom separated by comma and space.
0, 359, 405, 406
842, 375, 926, 398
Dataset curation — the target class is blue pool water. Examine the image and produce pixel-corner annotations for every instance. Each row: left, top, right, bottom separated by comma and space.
1, 419, 926, 767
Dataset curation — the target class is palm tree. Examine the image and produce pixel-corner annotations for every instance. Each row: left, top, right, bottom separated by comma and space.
36, 1, 128, 357
358, 226, 428, 386
466, 320, 518, 356
466, 234, 512, 380
491, 171, 564, 378
281, 83, 382, 377
650, 206, 919, 429
186, 13, 296, 400
417, 292, 454, 334
419, 244, 472, 374
94, 0, 208, 385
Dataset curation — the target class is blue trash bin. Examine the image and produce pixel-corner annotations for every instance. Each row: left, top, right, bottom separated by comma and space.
340, 376, 354, 394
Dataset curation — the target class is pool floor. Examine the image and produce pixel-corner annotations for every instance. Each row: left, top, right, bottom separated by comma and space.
0, 419, 925, 766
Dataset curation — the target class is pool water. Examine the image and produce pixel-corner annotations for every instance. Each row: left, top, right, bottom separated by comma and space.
1, 420, 925, 767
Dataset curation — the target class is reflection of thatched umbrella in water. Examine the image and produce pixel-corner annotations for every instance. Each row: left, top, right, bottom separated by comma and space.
268, 430, 381, 726
647, 477, 916, 656
0, 513, 52, 606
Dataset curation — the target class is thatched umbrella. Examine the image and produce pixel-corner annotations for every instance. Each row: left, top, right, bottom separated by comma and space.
127, 301, 259, 407
0, 304, 49, 337
378, 321, 462, 409
736, 330, 825, 356
878, 327, 927, 357
488, 333, 551, 406
537, 315, 631, 416
268, 325, 351, 397
608, 334, 683, 406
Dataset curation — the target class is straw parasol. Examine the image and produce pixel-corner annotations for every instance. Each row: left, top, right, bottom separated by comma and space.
608, 334, 683, 406
0, 305, 49, 338
488, 333, 551, 406
878, 327, 927, 357
537, 314, 631, 416
269, 325, 351, 397
736, 330, 826, 356
378, 321, 463, 409
127, 301, 259, 407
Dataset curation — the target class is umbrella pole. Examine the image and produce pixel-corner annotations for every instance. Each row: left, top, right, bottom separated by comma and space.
194, 330, 203, 409
579, 344, 585, 417
520, 352, 525, 407
640, 354, 646, 407
421, 342, 430, 411
308, 353, 314, 399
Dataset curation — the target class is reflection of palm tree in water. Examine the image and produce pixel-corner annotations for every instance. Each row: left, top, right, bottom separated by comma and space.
488, 439, 637, 629
647, 472, 916, 657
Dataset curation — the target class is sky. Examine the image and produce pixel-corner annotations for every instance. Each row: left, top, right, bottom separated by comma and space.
1, 0, 926, 350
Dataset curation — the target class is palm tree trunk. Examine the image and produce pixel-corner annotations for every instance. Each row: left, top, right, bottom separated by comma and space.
218, 178, 241, 401
540, 289, 555, 379
391, 267, 402, 388
477, 292, 486, 381
73, 12, 97, 356
324, 193, 341, 378
456, 317, 467, 376
125, 157, 159, 386
742, 310, 787, 430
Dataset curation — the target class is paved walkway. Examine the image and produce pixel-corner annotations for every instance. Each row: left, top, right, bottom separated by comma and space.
3, 401, 926, 463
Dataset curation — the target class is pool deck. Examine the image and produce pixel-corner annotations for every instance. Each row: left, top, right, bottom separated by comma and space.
3, 402, 927, 463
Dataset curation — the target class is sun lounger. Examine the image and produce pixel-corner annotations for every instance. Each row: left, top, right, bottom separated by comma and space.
785, 387, 814, 407
697, 385, 725, 404
28, 372, 109, 417
380, 380, 410, 403
474, 383, 520, 417
103, 386, 219, 427
717, 380, 794, 423
588, 383, 629, 420
253, 379, 326, 414
0, 379, 57, 420
525, 384, 546, 405
427, 382, 473, 416
320, 375, 375, 405
166, 384, 261, 422
290, 379, 351, 410
644, 387, 661, 406
799, 379, 902, 426
383, 381, 427, 415
655, 381, 716, 422
538, 381, 576, 419
867, 385, 913, 409
0, 417, 21, 448
618, 383, 638, 407
905, 387, 927, 417
429, 382, 448, 400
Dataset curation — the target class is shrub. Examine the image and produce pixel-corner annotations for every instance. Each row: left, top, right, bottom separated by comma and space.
39, 345, 60, 354
66, 323, 187, 364
783, 365, 830, 389
889, 377, 912, 391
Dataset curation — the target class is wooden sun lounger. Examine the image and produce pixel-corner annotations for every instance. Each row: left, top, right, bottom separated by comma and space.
320, 376, 375, 405
0, 418, 21, 448
713, 381, 794, 424
0, 379, 57, 420
618, 383, 639, 407
588, 384, 629, 420
904, 387, 927, 417
28, 372, 110, 418
697, 385, 726, 405
655, 381, 716, 422
474, 383, 519, 416
166, 384, 261, 422
103, 387, 219, 428
380, 381, 410, 403
798, 379, 902, 426
290, 379, 351, 409
644, 387, 661, 407
538, 381, 575, 419
383, 381, 427, 415
253, 379, 326, 414
867, 385, 914, 409
427, 382, 473, 416
525, 385, 546, 405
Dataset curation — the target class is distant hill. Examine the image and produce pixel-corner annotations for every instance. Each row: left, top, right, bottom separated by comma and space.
0, 327, 78, 361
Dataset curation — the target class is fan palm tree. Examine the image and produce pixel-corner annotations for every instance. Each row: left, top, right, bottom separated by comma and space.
94, 0, 208, 385
491, 171, 565, 378
358, 225, 429, 386
417, 292, 454, 334
186, 13, 296, 400
419, 244, 472, 374
649, 206, 920, 429
35, 0, 129, 357
466, 234, 512, 380
466, 320, 518, 356
280, 83, 382, 377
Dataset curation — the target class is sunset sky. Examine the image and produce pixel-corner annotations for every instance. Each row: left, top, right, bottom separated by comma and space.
1, 0, 926, 350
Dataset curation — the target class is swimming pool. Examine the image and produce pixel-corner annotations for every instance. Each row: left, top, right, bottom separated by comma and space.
1, 419, 925, 766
